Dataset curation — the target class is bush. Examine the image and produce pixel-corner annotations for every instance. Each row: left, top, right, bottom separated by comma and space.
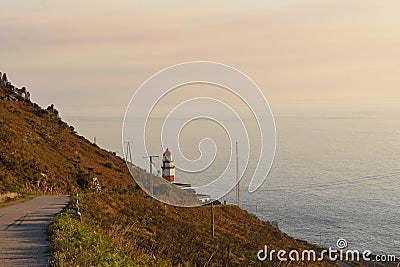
47, 104, 59, 116
104, 161, 114, 169
76, 171, 91, 190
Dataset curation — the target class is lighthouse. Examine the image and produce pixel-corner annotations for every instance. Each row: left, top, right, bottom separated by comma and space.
161, 148, 175, 182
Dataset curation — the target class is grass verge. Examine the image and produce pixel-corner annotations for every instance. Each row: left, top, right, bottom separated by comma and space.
48, 205, 148, 267
0, 192, 35, 208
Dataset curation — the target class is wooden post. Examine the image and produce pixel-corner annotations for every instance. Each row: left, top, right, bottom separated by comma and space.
211, 201, 215, 239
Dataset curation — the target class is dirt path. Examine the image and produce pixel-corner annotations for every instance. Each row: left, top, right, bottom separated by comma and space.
0, 195, 70, 267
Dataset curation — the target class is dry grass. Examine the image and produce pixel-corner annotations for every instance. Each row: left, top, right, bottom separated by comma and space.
0, 87, 133, 194
76, 189, 341, 266
0, 82, 342, 266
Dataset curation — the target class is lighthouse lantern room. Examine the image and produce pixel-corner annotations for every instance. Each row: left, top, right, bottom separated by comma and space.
161, 148, 175, 183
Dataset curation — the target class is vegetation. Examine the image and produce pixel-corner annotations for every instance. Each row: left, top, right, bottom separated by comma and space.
0, 86, 132, 194
104, 161, 114, 169
0, 77, 342, 266
49, 207, 142, 266
0, 192, 35, 208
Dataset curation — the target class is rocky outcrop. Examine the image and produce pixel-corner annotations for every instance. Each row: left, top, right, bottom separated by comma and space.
0, 72, 30, 101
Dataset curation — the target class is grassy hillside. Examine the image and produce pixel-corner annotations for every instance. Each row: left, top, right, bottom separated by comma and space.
0, 87, 133, 194
0, 74, 349, 266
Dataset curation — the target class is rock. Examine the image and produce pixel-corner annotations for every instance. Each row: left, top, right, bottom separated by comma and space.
16, 87, 30, 101
0, 72, 31, 101
1, 73, 8, 88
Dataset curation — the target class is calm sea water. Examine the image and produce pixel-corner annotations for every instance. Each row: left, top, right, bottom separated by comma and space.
236, 115, 400, 256
66, 114, 400, 256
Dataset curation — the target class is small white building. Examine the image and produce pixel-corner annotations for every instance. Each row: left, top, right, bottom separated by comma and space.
196, 194, 212, 203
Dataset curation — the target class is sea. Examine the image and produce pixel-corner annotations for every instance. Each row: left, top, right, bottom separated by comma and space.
65, 112, 400, 256
236, 114, 400, 256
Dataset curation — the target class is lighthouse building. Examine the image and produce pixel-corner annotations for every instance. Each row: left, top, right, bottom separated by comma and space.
161, 148, 175, 182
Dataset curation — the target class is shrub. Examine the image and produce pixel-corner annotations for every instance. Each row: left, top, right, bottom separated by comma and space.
76, 172, 91, 190
104, 161, 114, 169
47, 104, 59, 116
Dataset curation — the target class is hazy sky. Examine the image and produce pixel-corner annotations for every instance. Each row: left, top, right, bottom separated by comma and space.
1, 0, 400, 152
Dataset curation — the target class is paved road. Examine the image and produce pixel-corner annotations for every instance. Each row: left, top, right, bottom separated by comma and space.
0, 196, 70, 267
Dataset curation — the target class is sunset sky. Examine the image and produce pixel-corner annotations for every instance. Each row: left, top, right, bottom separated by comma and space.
1, 0, 400, 151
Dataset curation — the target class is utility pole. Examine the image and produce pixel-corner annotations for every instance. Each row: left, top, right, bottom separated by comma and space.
124, 141, 133, 164
143, 155, 159, 203
211, 201, 215, 239
236, 141, 240, 207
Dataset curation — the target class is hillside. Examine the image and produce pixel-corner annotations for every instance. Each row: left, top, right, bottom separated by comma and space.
0, 73, 346, 266
0, 73, 132, 193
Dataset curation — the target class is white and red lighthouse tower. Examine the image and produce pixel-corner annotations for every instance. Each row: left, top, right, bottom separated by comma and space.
161, 148, 175, 183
